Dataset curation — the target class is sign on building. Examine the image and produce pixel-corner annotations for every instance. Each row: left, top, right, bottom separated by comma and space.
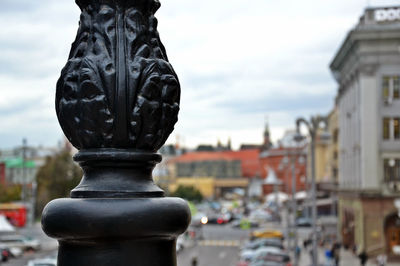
375, 8, 400, 22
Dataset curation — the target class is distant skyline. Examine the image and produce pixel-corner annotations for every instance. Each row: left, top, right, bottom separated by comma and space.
0, 0, 399, 150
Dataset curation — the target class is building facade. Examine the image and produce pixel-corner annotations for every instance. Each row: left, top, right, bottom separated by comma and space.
169, 149, 260, 199
260, 145, 307, 196
330, 6, 400, 256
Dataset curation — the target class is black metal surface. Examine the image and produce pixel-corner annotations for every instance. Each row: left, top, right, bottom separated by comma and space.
41, 0, 190, 265
71, 149, 164, 198
55, 0, 180, 151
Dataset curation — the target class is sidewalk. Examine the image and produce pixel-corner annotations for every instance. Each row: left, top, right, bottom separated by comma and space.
297, 246, 400, 266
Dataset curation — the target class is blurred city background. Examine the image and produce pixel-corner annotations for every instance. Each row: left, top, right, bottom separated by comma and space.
1, 0, 400, 266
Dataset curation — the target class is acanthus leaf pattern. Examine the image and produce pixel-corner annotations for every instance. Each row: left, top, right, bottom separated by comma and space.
56, 1, 180, 152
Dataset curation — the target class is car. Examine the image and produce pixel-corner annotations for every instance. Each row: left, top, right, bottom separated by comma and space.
0, 235, 40, 251
0, 247, 11, 262
0, 245, 23, 257
191, 212, 208, 226
295, 217, 312, 227
207, 213, 229, 225
26, 257, 57, 266
249, 210, 272, 222
249, 261, 288, 266
232, 219, 259, 229
242, 238, 284, 251
176, 235, 185, 253
250, 229, 284, 240
237, 250, 254, 266
239, 246, 283, 264
249, 247, 291, 266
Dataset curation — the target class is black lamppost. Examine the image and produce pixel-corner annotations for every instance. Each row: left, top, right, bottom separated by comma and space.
41, 1, 191, 265
295, 116, 330, 266
280, 145, 305, 266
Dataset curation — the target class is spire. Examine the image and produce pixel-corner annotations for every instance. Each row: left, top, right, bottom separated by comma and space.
263, 115, 271, 149
217, 138, 222, 148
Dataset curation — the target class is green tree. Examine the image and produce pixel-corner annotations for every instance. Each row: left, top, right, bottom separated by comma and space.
170, 185, 203, 202
35, 150, 82, 218
0, 184, 21, 203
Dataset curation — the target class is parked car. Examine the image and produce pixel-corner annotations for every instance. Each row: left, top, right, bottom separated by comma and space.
0, 247, 11, 262
249, 210, 272, 223
242, 238, 284, 251
237, 250, 254, 266
250, 229, 284, 240
0, 235, 40, 251
295, 217, 312, 227
250, 259, 290, 266
249, 247, 291, 266
176, 235, 185, 253
26, 257, 57, 266
240, 246, 283, 263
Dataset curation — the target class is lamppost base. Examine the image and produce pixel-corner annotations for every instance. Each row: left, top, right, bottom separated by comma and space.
42, 197, 190, 266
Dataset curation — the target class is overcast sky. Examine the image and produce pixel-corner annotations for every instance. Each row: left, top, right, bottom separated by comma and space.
0, 0, 399, 150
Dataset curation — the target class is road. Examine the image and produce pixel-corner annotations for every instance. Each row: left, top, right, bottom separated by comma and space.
1, 223, 57, 266
1, 221, 386, 266
177, 224, 251, 266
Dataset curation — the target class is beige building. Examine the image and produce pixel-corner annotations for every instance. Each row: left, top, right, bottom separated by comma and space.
168, 177, 249, 199
324, 106, 339, 184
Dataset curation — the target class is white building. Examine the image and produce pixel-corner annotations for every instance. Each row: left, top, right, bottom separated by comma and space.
330, 7, 400, 256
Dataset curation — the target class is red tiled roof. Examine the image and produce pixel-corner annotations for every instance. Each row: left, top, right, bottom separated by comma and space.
173, 152, 235, 162
173, 149, 261, 178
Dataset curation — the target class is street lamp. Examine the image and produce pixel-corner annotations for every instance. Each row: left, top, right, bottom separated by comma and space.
41, 1, 190, 265
295, 116, 330, 266
278, 157, 291, 249
264, 166, 282, 218
280, 145, 305, 266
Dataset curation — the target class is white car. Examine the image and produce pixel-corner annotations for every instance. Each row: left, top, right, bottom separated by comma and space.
26, 257, 57, 266
176, 235, 185, 253
240, 246, 282, 261
0, 235, 41, 251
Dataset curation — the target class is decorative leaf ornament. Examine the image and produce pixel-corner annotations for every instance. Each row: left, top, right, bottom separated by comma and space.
56, 0, 180, 151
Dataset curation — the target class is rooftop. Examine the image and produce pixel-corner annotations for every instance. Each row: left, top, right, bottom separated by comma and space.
174, 149, 261, 178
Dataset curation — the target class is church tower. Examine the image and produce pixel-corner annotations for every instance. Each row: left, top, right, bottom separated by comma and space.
263, 117, 271, 150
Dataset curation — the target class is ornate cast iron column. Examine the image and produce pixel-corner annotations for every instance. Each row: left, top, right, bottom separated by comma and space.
41, 1, 190, 265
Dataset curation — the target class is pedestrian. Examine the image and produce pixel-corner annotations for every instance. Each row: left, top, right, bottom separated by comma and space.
309, 248, 314, 262
191, 256, 198, 266
331, 241, 341, 266
295, 245, 301, 261
358, 250, 368, 266
304, 238, 311, 249
377, 253, 387, 266
325, 248, 334, 266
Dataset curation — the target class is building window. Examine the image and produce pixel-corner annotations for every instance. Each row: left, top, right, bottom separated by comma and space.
384, 159, 400, 181
383, 75, 400, 102
395, 118, 400, 139
383, 76, 390, 99
383, 117, 400, 140
383, 117, 391, 139
395, 76, 400, 98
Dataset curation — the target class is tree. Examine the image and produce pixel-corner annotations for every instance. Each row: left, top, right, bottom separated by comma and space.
0, 184, 21, 203
170, 185, 203, 202
35, 150, 82, 218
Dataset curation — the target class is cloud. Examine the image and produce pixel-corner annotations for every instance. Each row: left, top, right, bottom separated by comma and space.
0, 0, 399, 149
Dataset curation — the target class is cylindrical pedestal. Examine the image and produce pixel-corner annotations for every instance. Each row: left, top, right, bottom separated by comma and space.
42, 197, 190, 266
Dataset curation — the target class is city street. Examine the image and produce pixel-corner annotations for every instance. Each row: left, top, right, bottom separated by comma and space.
3, 220, 400, 266
177, 224, 249, 266
1, 223, 57, 266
